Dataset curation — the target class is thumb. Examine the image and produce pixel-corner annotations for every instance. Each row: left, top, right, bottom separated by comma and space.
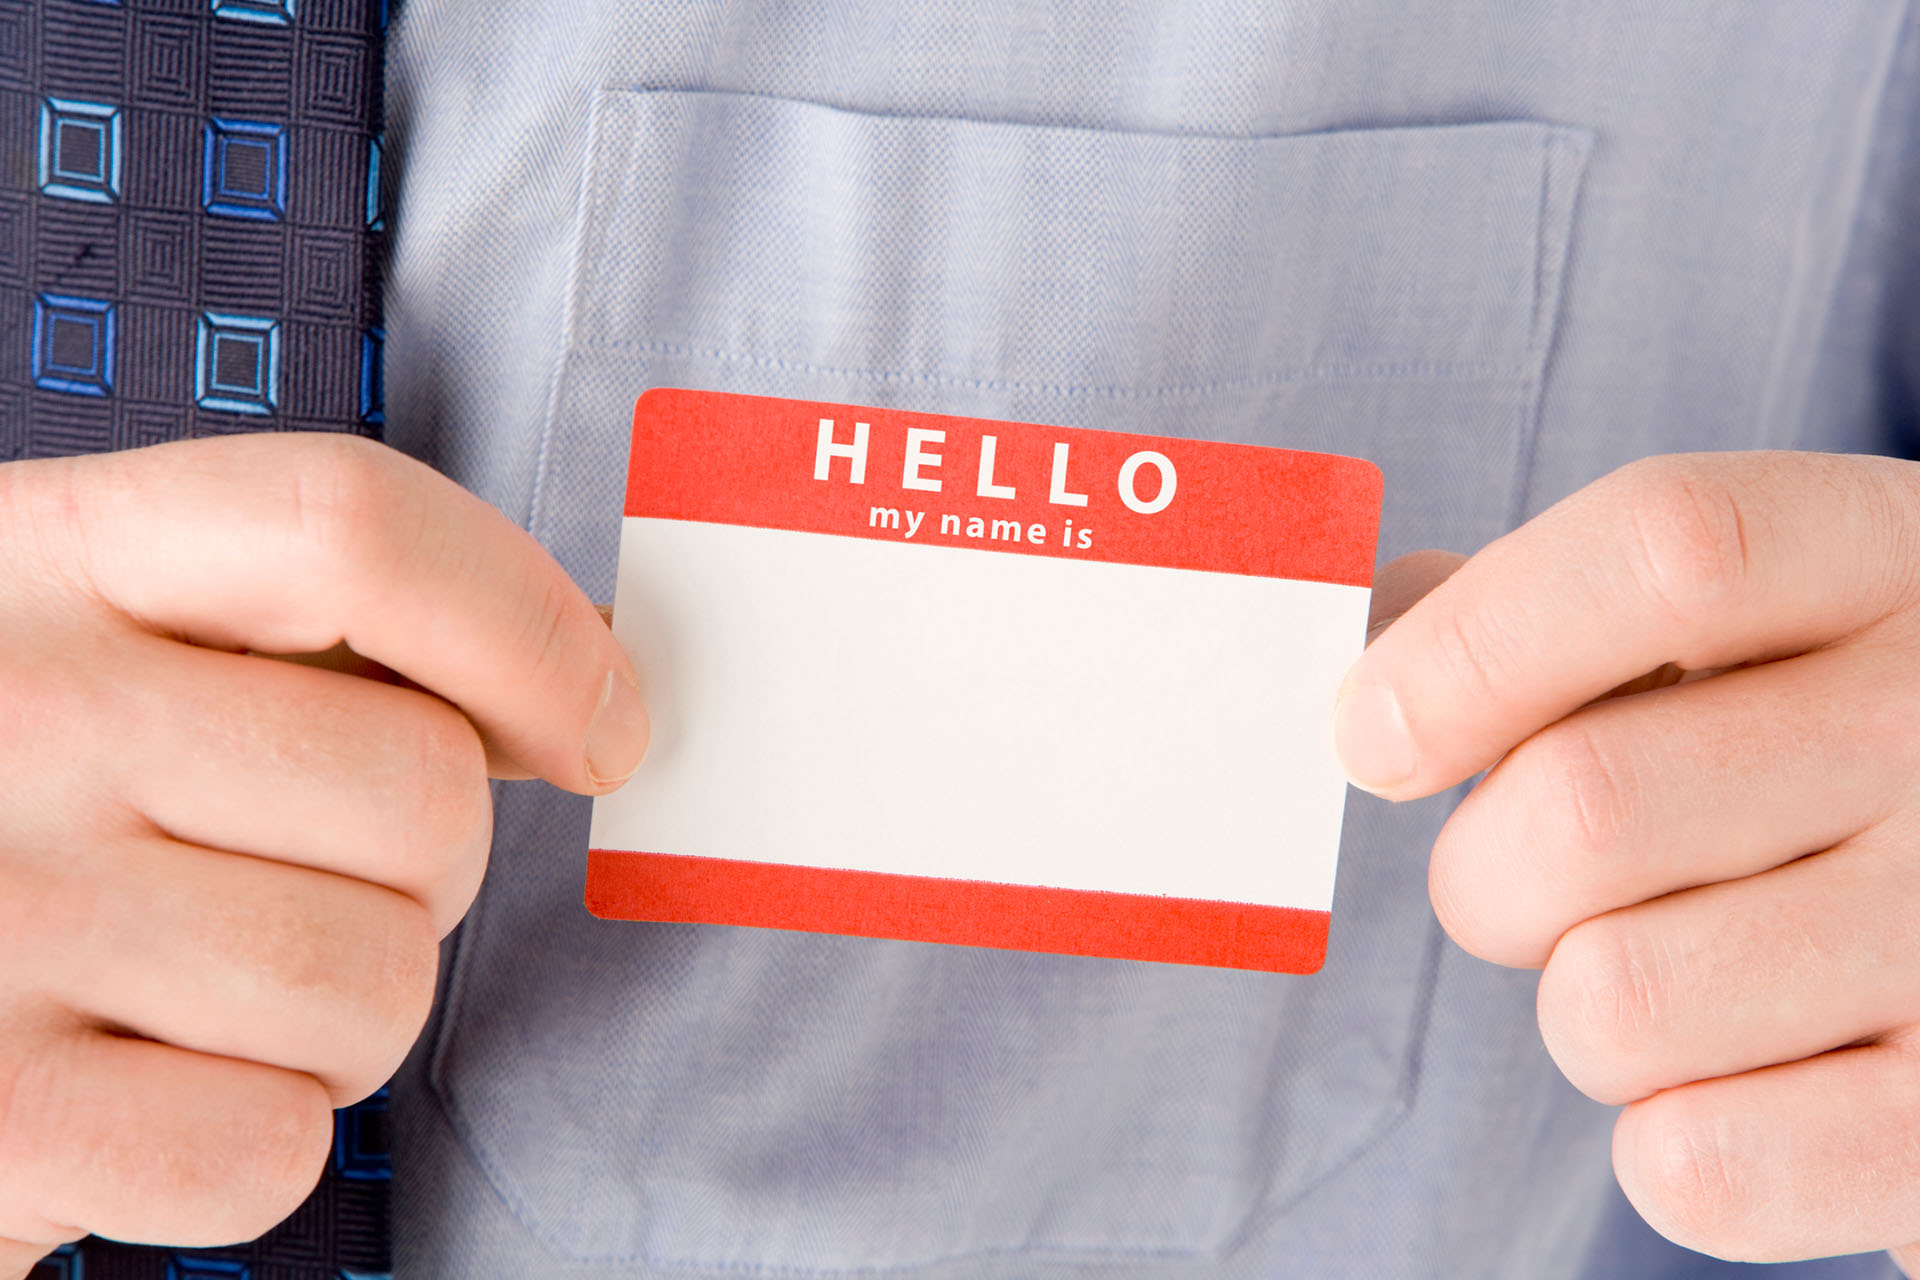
1367, 549, 1468, 645
1891, 1244, 1920, 1278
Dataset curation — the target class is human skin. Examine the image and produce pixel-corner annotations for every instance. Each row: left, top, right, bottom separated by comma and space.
1342, 451, 1920, 1272
0, 434, 649, 1278
8, 439, 1914, 1275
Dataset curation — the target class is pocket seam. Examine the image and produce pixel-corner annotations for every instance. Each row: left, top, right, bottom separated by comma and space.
571, 340, 1533, 402
429, 88, 1591, 1273
424, 915, 1449, 1275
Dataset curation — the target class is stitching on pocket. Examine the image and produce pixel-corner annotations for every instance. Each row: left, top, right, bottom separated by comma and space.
426, 827, 1449, 1274
575, 338, 1530, 401
425, 91, 1594, 1274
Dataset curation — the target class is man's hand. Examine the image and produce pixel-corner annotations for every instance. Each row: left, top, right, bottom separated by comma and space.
0, 435, 648, 1277
1339, 452, 1920, 1268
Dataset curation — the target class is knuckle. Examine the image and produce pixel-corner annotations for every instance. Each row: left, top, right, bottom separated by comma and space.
1534, 721, 1638, 866
0, 1036, 55, 1217
0, 459, 74, 588
227, 881, 437, 1095
358, 894, 440, 1067
1611, 457, 1752, 622
303, 891, 438, 1100
1422, 602, 1520, 715
0, 1030, 331, 1249
1431, 722, 1641, 969
0, 863, 62, 972
1427, 802, 1522, 964
231, 882, 353, 1008
514, 573, 595, 709
396, 700, 492, 908
0, 592, 123, 795
216, 1081, 334, 1241
1427, 792, 1554, 968
1623, 1102, 1764, 1259
283, 435, 410, 588
1538, 917, 1665, 1103
1859, 462, 1920, 613
1425, 817, 1484, 953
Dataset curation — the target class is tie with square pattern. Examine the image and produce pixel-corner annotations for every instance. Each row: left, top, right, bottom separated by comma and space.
2, 1, 393, 1276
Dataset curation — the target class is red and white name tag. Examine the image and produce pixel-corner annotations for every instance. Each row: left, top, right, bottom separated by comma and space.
587, 389, 1382, 972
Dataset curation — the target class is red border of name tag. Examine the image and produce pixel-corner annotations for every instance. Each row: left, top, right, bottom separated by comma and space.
620, 388, 1378, 585
589, 850, 1334, 973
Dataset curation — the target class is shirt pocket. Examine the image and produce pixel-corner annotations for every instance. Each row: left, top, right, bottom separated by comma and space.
429, 88, 1591, 1272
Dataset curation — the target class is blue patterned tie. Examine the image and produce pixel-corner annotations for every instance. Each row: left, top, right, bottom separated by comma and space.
3, 0, 393, 1275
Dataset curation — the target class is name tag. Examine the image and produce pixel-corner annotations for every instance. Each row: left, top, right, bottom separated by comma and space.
586, 389, 1381, 972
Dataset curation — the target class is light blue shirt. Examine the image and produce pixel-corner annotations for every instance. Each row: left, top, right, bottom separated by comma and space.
382, 3, 1919, 1276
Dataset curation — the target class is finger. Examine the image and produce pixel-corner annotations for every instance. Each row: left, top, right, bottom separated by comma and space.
107, 635, 492, 933
14, 835, 437, 1105
9, 434, 647, 793
460, 599, 620, 781
0, 1239, 65, 1279
1430, 640, 1915, 966
1333, 452, 1920, 799
1611, 1038, 1920, 1262
0, 1030, 332, 1248
257, 638, 541, 781
1366, 549, 1466, 643
268, 603, 616, 782
1536, 829, 1920, 1105
1892, 1243, 1920, 1277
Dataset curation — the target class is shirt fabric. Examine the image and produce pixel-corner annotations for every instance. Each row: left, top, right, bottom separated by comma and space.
380, 3, 1920, 1277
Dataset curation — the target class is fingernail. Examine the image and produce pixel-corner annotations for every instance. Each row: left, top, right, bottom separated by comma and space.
585, 668, 649, 787
1333, 682, 1416, 795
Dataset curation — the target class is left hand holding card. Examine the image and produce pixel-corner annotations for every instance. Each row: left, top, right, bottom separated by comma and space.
0, 435, 643, 1268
